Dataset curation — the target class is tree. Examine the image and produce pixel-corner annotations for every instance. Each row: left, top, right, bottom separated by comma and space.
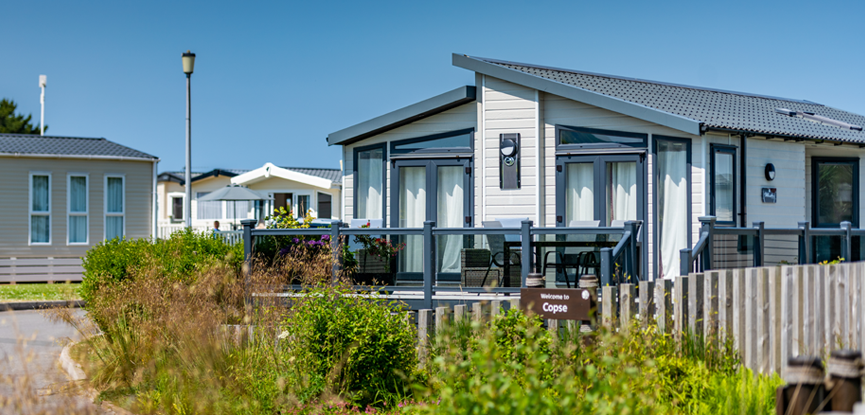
0, 98, 46, 134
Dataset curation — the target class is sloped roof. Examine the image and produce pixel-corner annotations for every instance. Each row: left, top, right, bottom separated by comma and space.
0, 133, 157, 159
458, 55, 865, 143
160, 167, 341, 185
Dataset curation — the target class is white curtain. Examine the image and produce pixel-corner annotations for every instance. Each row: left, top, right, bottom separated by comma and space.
69, 216, 87, 243
714, 152, 734, 222
70, 177, 86, 213
107, 178, 123, 213
31, 175, 50, 243
226, 201, 252, 220
31, 216, 49, 243
609, 162, 637, 223
658, 142, 689, 279
399, 167, 426, 273
437, 167, 463, 273
32, 175, 49, 212
358, 149, 383, 220
566, 163, 594, 223
197, 192, 223, 220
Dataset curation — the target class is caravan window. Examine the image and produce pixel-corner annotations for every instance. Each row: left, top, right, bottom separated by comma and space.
710, 145, 737, 225
354, 144, 385, 222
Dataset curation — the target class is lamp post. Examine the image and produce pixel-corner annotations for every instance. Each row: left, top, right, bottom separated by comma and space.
182, 50, 195, 228
39, 75, 46, 135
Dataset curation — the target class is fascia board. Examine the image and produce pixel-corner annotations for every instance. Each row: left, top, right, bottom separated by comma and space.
231, 163, 333, 190
327, 85, 477, 146
231, 165, 269, 185
452, 54, 701, 136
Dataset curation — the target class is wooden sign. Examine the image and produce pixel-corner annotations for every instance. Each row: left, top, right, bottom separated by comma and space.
520, 288, 595, 320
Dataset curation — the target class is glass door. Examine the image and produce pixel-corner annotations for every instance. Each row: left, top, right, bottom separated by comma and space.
392, 159, 472, 282
556, 154, 645, 227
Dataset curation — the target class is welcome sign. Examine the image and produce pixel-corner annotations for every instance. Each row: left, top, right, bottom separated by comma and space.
520, 288, 595, 320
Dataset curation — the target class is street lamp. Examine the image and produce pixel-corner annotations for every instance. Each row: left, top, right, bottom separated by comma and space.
182, 50, 195, 228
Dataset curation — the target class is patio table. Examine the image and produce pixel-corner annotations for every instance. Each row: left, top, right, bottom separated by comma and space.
502, 240, 617, 287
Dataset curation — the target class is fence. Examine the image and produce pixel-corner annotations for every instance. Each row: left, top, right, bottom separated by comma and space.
158, 225, 243, 245
0, 257, 84, 283
240, 219, 642, 310
406, 261, 865, 378
681, 216, 862, 276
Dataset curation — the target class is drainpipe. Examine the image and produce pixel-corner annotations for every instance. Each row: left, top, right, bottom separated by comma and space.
740, 134, 747, 227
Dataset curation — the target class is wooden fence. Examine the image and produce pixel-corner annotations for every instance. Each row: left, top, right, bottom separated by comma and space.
0, 257, 84, 283
411, 261, 865, 377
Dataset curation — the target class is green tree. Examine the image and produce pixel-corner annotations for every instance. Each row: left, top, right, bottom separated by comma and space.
0, 98, 45, 134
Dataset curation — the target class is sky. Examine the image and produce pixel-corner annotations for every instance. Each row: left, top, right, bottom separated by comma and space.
2, 0, 863, 173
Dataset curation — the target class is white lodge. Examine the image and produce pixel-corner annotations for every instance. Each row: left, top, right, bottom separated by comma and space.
327, 54, 865, 282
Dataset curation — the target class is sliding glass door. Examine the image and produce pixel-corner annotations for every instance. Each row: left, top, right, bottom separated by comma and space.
392, 159, 472, 282
556, 154, 645, 227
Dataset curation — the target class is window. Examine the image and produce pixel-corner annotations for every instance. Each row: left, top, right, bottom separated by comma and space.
556, 125, 647, 150
318, 193, 332, 219
297, 195, 310, 218
105, 176, 124, 240
68, 175, 88, 244
655, 137, 691, 278
812, 158, 860, 263
171, 196, 184, 220
390, 129, 473, 155
225, 201, 251, 220
196, 192, 223, 220
710, 145, 737, 225
354, 145, 385, 222
30, 173, 51, 244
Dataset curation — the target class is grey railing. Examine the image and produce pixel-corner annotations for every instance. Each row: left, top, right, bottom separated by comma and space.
240, 219, 643, 310
680, 216, 860, 275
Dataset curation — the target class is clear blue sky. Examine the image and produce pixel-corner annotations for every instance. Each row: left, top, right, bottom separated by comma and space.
2, 0, 862, 173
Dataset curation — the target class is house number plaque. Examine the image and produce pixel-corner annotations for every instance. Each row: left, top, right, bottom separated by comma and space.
520, 288, 595, 320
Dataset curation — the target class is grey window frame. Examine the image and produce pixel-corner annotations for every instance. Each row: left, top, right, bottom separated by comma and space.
353, 143, 388, 226
389, 128, 474, 156
710, 144, 738, 226
812, 157, 859, 228
555, 125, 648, 151
652, 135, 692, 279
317, 192, 333, 219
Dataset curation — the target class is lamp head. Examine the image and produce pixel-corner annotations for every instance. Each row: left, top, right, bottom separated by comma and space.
182, 50, 196, 75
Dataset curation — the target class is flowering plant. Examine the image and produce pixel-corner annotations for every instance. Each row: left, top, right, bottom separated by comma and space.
354, 222, 404, 273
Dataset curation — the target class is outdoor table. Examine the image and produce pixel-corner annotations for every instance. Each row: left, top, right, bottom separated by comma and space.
502, 239, 618, 287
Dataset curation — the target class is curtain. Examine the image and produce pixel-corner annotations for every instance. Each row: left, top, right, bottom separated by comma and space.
714, 152, 734, 222
226, 201, 252, 220
357, 149, 383, 220
437, 167, 463, 273
196, 192, 223, 220
70, 177, 86, 212
31, 216, 49, 243
609, 162, 637, 223
399, 167, 426, 273
32, 175, 49, 212
566, 163, 594, 223
107, 178, 123, 213
69, 216, 87, 243
106, 217, 123, 240
658, 142, 689, 279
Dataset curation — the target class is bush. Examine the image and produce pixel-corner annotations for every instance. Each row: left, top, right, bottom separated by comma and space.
80, 229, 244, 306
283, 284, 417, 407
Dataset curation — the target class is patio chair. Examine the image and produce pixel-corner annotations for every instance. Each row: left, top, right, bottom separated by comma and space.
461, 249, 500, 287
480, 221, 522, 287
541, 220, 600, 287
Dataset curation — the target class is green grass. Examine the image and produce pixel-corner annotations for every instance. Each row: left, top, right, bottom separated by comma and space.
0, 283, 82, 302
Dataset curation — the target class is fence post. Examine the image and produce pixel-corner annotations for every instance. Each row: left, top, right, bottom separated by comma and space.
688, 273, 704, 338
602, 286, 618, 327
620, 283, 636, 330
704, 271, 719, 343
423, 221, 435, 310
330, 220, 341, 284
639, 280, 655, 328
700, 216, 716, 271
680, 249, 692, 277
674, 276, 689, 340
241, 219, 256, 304
624, 221, 641, 281
753, 221, 765, 268
520, 220, 533, 287
798, 221, 811, 264
600, 248, 613, 287
655, 279, 673, 333
417, 309, 432, 366
841, 221, 853, 262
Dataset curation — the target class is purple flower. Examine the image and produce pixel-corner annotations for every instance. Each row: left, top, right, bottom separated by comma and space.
321, 235, 330, 241
292, 238, 300, 244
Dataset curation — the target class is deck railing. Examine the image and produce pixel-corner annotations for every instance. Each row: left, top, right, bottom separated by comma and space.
681, 216, 860, 275
240, 219, 643, 310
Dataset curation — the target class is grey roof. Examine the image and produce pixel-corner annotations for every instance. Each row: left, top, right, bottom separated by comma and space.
460, 55, 865, 143
0, 133, 158, 159
327, 86, 476, 146
160, 167, 341, 184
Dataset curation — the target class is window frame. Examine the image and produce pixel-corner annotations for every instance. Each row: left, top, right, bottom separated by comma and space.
168, 193, 185, 222
389, 128, 474, 156
652, 135, 692, 278
295, 192, 312, 218
811, 157, 860, 228
353, 143, 388, 226
710, 144, 738, 226
104, 174, 126, 241
29, 172, 52, 246
67, 173, 89, 245
195, 191, 224, 221
317, 192, 333, 219
555, 125, 648, 151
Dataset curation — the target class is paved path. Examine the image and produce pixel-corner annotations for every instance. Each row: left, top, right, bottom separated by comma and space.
0, 309, 104, 413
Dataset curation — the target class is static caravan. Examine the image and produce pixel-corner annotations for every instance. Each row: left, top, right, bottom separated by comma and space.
327, 54, 865, 283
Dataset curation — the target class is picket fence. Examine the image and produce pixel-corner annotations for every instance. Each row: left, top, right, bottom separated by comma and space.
412, 261, 865, 378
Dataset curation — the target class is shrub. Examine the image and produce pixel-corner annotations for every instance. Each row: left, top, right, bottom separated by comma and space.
283, 284, 417, 407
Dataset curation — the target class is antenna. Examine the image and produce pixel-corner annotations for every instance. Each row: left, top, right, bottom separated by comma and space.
39, 75, 47, 135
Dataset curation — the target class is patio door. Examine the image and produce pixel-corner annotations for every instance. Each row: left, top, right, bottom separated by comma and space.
392, 158, 472, 282
555, 154, 646, 227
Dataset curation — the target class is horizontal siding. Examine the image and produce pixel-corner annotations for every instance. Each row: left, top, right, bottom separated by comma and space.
745, 139, 805, 228
0, 157, 154, 258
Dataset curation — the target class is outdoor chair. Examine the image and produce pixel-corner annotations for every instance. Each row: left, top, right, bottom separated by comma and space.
540, 220, 600, 287
460, 249, 500, 287
576, 251, 601, 281
479, 221, 521, 287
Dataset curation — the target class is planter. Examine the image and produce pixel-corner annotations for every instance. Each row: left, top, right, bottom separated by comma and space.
353, 250, 396, 286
